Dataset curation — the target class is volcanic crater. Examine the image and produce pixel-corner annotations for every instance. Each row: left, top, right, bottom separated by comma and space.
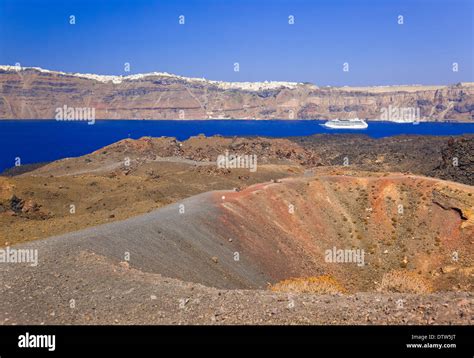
0, 134, 472, 324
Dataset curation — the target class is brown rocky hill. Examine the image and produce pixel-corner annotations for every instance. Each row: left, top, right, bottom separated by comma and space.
291, 134, 474, 185
2, 172, 473, 292
0, 66, 473, 121
1, 134, 473, 246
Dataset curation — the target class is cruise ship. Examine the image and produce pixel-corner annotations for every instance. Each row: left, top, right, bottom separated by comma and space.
323, 118, 368, 129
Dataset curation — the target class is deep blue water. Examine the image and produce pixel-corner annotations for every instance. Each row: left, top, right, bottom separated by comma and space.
1, 120, 474, 173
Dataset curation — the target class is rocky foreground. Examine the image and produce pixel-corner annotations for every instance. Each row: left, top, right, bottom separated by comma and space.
1, 249, 472, 325
0, 66, 473, 121
0, 134, 473, 324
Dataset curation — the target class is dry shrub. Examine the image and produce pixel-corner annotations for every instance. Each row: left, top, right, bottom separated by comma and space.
270, 275, 346, 294
378, 270, 432, 293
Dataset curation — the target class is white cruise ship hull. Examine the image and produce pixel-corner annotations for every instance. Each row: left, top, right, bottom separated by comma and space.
323, 120, 368, 129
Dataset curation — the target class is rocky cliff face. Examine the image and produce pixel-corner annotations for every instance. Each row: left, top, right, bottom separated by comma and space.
0, 66, 473, 121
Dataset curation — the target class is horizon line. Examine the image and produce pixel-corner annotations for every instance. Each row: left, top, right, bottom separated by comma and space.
1, 65, 472, 89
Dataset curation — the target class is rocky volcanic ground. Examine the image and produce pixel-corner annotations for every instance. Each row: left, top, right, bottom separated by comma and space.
0, 134, 473, 324
1, 250, 471, 325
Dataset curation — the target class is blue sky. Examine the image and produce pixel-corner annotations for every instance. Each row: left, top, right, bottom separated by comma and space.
0, 0, 472, 86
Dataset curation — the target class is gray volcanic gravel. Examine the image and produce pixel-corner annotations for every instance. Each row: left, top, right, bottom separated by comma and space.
1, 250, 472, 325
0, 190, 270, 289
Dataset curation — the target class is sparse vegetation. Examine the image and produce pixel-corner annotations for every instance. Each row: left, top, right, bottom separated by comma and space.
378, 270, 432, 293
271, 276, 347, 294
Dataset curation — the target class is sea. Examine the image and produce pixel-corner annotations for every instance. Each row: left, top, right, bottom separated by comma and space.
1, 119, 474, 173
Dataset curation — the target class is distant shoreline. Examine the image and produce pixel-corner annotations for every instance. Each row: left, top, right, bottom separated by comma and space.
1, 66, 472, 122
1, 118, 473, 123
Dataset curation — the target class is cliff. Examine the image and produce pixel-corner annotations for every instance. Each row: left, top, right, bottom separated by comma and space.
0, 66, 472, 121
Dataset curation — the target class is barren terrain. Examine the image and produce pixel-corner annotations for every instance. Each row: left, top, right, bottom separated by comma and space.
0, 134, 472, 324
